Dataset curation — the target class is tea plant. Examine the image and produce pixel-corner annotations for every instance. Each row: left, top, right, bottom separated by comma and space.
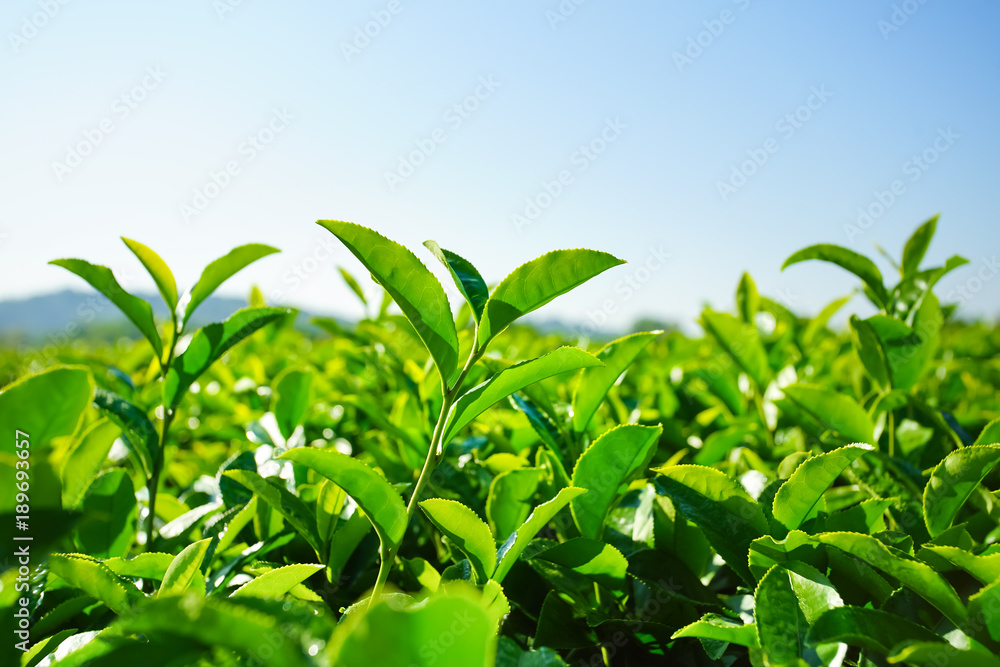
1, 217, 998, 667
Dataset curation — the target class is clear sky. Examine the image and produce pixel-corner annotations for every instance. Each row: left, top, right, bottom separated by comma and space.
1, 0, 998, 334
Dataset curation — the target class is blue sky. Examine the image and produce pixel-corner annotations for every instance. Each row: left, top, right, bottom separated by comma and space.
1, 0, 998, 333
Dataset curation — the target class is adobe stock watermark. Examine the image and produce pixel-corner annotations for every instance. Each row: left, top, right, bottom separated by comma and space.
341, 0, 410, 63
511, 117, 627, 232
7, 0, 73, 53
51, 66, 168, 182
673, 0, 754, 73
179, 108, 294, 224
383, 76, 500, 192
267, 234, 344, 304
944, 255, 999, 306
214, 0, 249, 19
878, 0, 931, 41
717, 85, 832, 202
843, 127, 958, 243
545, 0, 590, 30
577, 244, 670, 337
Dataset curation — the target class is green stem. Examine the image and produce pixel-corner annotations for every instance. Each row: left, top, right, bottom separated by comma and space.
887, 411, 896, 458
370, 341, 484, 600
145, 319, 177, 553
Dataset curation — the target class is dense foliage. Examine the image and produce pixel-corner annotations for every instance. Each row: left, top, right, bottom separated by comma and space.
2, 218, 999, 666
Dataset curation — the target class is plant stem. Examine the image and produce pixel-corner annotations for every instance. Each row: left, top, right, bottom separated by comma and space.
887, 411, 896, 458
370, 341, 484, 600
145, 323, 177, 553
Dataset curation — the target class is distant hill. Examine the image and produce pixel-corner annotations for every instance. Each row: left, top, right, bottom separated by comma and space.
0, 290, 266, 342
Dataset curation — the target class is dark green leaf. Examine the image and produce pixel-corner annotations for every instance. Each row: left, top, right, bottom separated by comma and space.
924, 445, 1000, 537
782, 243, 889, 309
424, 240, 489, 322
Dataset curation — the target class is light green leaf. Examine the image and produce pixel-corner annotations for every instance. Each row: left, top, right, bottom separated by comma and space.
973, 417, 1000, 448
921, 545, 1000, 585
75, 470, 137, 559
571, 424, 661, 539
487, 468, 543, 543
531, 538, 627, 590
49, 258, 163, 356
92, 388, 157, 480
331, 588, 494, 666
158, 538, 212, 597
811, 532, 966, 625
754, 562, 843, 666
849, 315, 892, 391
803, 295, 853, 347
61, 419, 120, 509
571, 331, 661, 434
772, 445, 872, 531
888, 642, 1000, 667
780, 383, 874, 445
181, 243, 279, 326
443, 347, 601, 443
736, 272, 760, 324
339, 266, 368, 305
318, 220, 459, 379
701, 309, 771, 389
782, 243, 889, 309
316, 479, 346, 551
49, 554, 143, 614
419, 499, 496, 583
102, 552, 175, 580
653, 464, 768, 584
231, 563, 323, 598
901, 215, 938, 278
477, 249, 624, 348
924, 445, 1000, 537
0, 366, 92, 450
222, 470, 321, 553
215, 496, 258, 554
163, 307, 286, 409
493, 487, 586, 584
424, 240, 489, 322
279, 448, 407, 548
122, 237, 178, 312
273, 367, 313, 441
673, 614, 759, 648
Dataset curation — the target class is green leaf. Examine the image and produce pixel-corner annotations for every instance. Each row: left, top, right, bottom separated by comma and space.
103, 552, 176, 580
279, 448, 407, 548
973, 417, 1000, 447
701, 309, 771, 389
477, 249, 624, 348
221, 470, 321, 553
122, 237, 178, 313
780, 383, 874, 445
215, 496, 258, 554
331, 588, 494, 666
571, 331, 661, 434
811, 532, 966, 625
736, 272, 760, 324
652, 465, 768, 584
48, 554, 143, 614
49, 258, 163, 357
861, 295, 942, 391
493, 487, 586, 583
316, 479, 346, 551
849, 315, 892, 391
318, 220, 459, 379
424, 240, 489, 322
531, 538, 627, 590
273, 367, 313, 441
969, 579, 1000, 643
62, 419, 120, 509
901, 215, 938, 278
806, 606, 944, 655
0, 366, 92, 450
117, 595, 312, 667
802, 295, 853, 347
782, 243, 889, 309
570, 424, 661, 539
231, 563, 323, 598
921, 545, 1000, 585
924, 445, 1000, 537
339, 266, 368, 305
772, 445, 872, 531
158, 538, 212, 597
75, 470, 137, 559
487, 468, 543, 543
443, 347, 601, 444
672, 614, 759, 648
419, 499, 496, 583
163, 307, 286, 409
887, 642, 1000, 667
754, 562, 843, 666
181, 243, 279, 326
92, 388, 157, 480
